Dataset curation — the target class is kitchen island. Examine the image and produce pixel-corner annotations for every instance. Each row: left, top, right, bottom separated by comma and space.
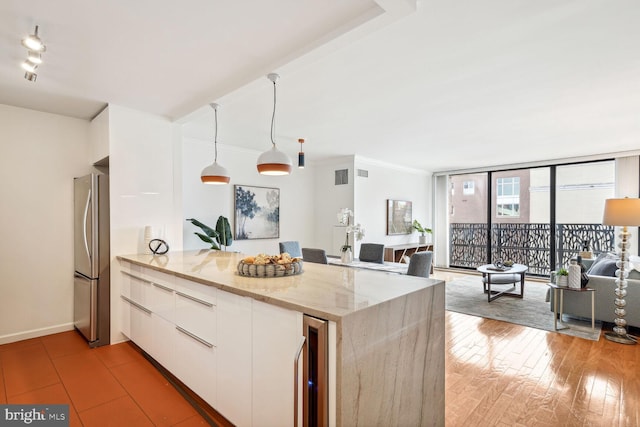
117, 250, 444, 426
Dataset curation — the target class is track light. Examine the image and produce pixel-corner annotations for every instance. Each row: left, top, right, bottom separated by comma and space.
21, 25, 45, 82
257, 73, 292, 175
201, 103, 231, 184
21, 60, 38, 73
27, 51, 42, 64
22, 25, 46, 52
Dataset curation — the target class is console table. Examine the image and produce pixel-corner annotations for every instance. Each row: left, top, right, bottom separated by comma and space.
384, 243, 433, 266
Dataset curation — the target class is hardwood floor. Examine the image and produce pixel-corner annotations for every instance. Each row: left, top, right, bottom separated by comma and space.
1, 284, 638, 426
445, 312, 640, 427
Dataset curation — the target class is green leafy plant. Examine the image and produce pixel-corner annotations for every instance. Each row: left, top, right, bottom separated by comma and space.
187, 216, 233, 250
556, 268, 568, 276
412, 219, 432, 236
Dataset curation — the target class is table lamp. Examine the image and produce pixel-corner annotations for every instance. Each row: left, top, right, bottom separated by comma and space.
602, 197, 640, 344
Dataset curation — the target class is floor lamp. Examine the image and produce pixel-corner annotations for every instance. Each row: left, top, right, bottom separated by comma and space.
602, 197, 640, 345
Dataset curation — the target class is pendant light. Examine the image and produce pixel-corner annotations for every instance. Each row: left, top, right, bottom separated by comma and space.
298, 138, 305, 168
201, 103, 230, 184
257, 73, 292, 175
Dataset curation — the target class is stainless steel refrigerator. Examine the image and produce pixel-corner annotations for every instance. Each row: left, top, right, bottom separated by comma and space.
74, 173, 110, 347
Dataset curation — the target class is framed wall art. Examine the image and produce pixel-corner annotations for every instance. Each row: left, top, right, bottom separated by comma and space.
234, 185, 280, 240
387, 199, 412, 235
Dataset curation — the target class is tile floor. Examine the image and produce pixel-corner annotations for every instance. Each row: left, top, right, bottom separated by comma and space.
0, 330, 210, 426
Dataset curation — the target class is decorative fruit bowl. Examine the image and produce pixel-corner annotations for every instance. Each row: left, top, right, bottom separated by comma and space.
237, 253, 303, 278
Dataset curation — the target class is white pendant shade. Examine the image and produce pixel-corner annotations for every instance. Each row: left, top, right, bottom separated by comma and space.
257, 145, 292, 175
201, 161, 230, 184
201, 102, 230, 184
257, 72, 292, 176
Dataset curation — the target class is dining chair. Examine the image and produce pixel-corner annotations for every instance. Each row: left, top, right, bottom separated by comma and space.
358, 243, 385, 264
279, 241, 302, 258
406, 251, 433, 278
301, 248, 328, 264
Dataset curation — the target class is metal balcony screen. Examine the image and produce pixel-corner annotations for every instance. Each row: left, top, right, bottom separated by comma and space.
450, 222, 615, 276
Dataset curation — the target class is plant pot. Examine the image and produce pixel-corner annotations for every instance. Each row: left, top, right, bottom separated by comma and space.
419, 235, 427, 245
341, 248, 353, 264
557, 275, 568, 287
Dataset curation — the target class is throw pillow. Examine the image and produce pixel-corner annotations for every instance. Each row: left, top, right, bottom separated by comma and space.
629, 270, 640, 280
587, 252, 618, 277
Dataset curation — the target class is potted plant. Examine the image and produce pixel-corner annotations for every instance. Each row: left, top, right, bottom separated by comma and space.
556, 268, 569, 287
412, 219, 432, 244
187, 216, 233, 250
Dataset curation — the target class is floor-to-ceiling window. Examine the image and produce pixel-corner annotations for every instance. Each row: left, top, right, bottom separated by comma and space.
448, 160, 616, 276
555, 161, 616, 268
449, 173, 488, 269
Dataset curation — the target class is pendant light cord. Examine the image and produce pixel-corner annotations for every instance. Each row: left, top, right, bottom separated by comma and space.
214, 107, 219, 162
270, 79, 277, 147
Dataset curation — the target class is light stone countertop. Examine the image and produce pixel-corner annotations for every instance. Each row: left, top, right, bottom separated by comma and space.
117, 250, 442, 322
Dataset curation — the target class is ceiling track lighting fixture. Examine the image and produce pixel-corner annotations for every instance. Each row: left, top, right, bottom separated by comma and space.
257, 73, 292, 175
298, 138, 305, 169
201, 103, 231, 185
21, 25, 46, 82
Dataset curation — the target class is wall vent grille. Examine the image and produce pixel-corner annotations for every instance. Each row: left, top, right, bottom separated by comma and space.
335, 169, 348, 185
357, 169, 369, 178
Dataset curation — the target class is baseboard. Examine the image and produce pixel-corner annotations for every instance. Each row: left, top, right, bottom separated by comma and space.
0, 322, 75, 345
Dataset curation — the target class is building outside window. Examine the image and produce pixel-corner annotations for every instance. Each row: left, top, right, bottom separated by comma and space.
496, 177, 520, 217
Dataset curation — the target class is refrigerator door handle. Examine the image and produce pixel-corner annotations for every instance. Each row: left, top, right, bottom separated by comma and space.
83, 189, 91, 261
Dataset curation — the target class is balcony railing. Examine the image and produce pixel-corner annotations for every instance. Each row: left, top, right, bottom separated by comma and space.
449, 223, 615, 276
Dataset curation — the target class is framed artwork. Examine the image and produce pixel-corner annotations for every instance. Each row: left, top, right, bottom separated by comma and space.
234, 185, 280, 240
387, 199, 412, 235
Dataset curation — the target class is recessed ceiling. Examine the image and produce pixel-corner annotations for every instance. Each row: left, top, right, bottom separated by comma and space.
3, 1, 640, 172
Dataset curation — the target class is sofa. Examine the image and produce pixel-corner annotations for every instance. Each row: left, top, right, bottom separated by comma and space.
549, 254, 640, 328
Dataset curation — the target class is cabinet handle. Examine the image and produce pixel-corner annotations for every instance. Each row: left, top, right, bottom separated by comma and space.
121, 295, 152, 315
294, 336, 306, 427
175, 326, 214, 348
152, 282, 173, 293
175, 291, 213, 308
121, 270, 152, 285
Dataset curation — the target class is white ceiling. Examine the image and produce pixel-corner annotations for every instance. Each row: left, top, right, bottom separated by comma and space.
3, 0, 639, 172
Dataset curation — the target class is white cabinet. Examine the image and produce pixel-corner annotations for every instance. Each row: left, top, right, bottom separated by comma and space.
252, 301, 303, 427
151, 314, 175, 373
120, 295, 153, 352
216, 290, 252, 426
174, 322, 217, 406
175, 277, 216, 346
118, 261, 304, 427
89, 106, 109, 164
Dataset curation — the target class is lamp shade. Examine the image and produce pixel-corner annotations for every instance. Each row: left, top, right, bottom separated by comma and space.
602, 198, 640, 226
201, 162, 230, 184
257, 146, 292, 175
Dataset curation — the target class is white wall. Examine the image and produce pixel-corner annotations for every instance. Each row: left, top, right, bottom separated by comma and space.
354, 156, 431, 257
182, 137, 315, 256
313, 156, 354, 255
0, 104, 92, 344
108, 104, 183, 343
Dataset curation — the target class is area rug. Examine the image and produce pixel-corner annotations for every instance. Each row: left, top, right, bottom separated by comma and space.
445, 275, 602, 341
